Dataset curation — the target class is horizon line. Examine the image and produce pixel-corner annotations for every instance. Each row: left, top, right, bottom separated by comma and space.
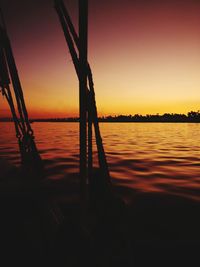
1, 110, 200, 121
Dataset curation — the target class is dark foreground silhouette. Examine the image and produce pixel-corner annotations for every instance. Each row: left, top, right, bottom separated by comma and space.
1, 159, 200, 267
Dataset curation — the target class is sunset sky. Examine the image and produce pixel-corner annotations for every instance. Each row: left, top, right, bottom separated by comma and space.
0, 0, 200, 118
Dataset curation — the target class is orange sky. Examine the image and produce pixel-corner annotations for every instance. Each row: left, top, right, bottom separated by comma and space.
1, 0, 200, 118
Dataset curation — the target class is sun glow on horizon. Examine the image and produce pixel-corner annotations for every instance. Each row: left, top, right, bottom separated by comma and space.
1, 1, 200, 119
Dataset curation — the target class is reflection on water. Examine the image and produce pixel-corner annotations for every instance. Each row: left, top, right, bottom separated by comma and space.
0, 122, 200, 200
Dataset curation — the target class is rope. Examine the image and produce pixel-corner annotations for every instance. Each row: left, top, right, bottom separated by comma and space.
55, 0, 111, 188
0, 24, 43, 177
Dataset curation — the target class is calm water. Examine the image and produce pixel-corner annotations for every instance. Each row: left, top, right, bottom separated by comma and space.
1, 122, 200, 200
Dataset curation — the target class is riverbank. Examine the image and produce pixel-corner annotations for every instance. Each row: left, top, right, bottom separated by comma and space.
2, 110, 200, 123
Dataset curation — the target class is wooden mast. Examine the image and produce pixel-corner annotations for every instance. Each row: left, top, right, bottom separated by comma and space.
79, 0, 88, 204
54, 0, 112, 209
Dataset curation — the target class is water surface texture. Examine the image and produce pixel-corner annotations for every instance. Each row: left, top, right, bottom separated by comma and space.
1, 122, 200, 200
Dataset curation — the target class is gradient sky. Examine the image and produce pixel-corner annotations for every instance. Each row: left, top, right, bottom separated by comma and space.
0, 0, 200, 118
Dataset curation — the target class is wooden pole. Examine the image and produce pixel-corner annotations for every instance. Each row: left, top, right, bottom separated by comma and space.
55, 0, 111, 191
79, 0, 88, 205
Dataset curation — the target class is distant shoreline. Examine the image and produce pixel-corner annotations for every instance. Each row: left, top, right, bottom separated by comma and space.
32, 120, 200, 123
1, 111, 200, 123
1, 120, 200, 123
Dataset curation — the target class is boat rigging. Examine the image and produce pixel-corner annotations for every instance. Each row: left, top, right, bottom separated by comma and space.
0, 10, 43, 177
54, 0, 112, 205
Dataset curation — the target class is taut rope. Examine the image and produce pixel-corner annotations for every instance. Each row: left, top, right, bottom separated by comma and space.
0, 17, 43, 177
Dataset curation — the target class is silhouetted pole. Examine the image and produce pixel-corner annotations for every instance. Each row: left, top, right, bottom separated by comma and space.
54, 0, 111, 189
88, 95, 93, 187
79, 0, 88, 205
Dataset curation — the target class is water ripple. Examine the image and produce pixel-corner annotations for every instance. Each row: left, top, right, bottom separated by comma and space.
1, 122, 200, 200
